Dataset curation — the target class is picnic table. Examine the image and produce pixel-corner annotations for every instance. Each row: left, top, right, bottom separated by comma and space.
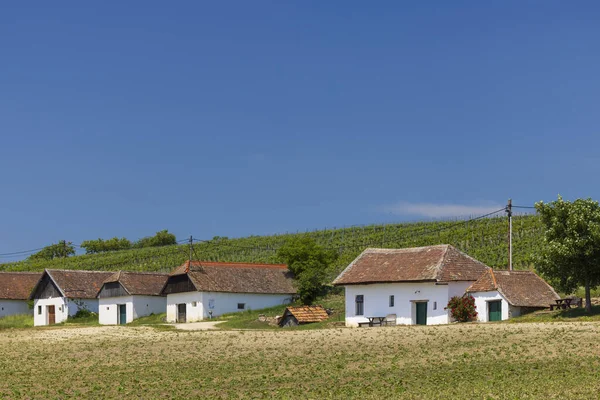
358, 317, 386, 327
550, 298, 573, 311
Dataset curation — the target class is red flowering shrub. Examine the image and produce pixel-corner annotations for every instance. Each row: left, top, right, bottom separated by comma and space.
446, 295, 478, 322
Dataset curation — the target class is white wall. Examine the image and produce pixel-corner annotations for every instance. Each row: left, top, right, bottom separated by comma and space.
33, 297, 99, 326
343, 282, 452, 327
166, 291, 293, 323
0, 300, 31, 317
471, 291, 511, 322
34, 297, 68, 326
99, 296, 166, 325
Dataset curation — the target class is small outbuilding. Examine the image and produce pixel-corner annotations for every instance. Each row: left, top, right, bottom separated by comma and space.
278, 305, 329, 327
30, 269, 113, 326
465, 269, 560, 322
0, 272, 42, 318
97, 271, 168, 325
162, 261, 296, 323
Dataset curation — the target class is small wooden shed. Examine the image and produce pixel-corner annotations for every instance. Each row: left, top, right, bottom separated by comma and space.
279, 305, 329, 327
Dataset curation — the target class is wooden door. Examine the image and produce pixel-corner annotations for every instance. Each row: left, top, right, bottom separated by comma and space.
48, 305, 55, 325
416, 302, 427, 325
489, 301, 502, 321
119, 304, 127, 325
177, 304, 186, 323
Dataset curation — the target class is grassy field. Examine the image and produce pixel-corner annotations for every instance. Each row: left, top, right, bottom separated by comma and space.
1, 321, 600, 399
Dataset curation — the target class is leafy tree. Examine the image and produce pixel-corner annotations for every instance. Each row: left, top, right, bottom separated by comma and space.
29, 240, 75, 260
81, 237, 132, 254
535, 196, 600, 313
446, 295, 478, 322
277, 236, 338, 305
133, 230, 177, 248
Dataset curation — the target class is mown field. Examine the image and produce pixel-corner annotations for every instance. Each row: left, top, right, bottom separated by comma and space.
1, 321, 599, 399
0, 214, 542, 278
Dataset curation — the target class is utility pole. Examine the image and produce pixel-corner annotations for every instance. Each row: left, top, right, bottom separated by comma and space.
506, 199, 513, 270
189, 235, 193, 263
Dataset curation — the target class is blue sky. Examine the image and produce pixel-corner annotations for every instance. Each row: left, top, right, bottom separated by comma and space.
1, 2, 599, 259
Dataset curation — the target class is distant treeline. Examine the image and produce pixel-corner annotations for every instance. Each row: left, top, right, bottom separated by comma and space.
80, 230, 177, 254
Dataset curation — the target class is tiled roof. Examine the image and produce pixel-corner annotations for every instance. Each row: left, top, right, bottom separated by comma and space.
104, 271, 168, 296
283, 305, 329, 323
47, 270, 114, 299
169, 261, 296, 294
0, 272, 42, 300
466, 270, 560, 307
333, 245, 490, 285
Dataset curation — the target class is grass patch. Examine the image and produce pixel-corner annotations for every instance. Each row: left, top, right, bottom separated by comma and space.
128, 313, 167, 326
0, 314, 34, 330
2, 321, 600, 398
509, 304, 600, 323
215, 293, 345, 330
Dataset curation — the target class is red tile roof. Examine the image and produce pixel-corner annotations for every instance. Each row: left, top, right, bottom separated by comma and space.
46, 270, 114, 299
281, 305, 329, 323
169, 261, 296, 294
103, 271, 168, 296
333, 245, 490, 285
466, 270, 560, 307
0, 272, 42, 300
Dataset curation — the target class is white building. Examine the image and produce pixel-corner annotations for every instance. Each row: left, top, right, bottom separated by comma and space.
0, 272, 41, 318
30, 269, 113, 326
162, 261, 296, 323
465, 269, 560, 322
333, 245, 491, 326
97, 271, 168, 325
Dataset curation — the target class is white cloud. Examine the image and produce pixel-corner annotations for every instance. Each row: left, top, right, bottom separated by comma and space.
380, 202, 504, 218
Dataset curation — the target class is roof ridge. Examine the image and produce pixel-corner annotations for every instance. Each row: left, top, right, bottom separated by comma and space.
435, 245, 452, 281
363, 244, 450, 253
46, 269, 114, 274
490, 269, 498, 289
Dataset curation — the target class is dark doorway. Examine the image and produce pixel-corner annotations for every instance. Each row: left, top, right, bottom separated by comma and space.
488, 300, 502, 322
416, 302, 427, 325
177, 303, 186, 323
48, 305, 55, 325
119, 304, 127, 325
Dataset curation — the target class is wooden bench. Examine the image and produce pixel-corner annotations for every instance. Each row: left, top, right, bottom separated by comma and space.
550, 297, 583, 311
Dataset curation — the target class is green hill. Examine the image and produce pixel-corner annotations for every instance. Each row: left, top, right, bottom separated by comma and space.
0, 214, 543, 278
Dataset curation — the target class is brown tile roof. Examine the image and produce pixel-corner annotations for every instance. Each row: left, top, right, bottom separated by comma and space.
0, 272, 42, 300
282, 305, 329, 323
466, 270, 560, 307
333, 245, 490, 285
46, 270, 114, 299
169, 261, 296, 294
104, 271, 168, 296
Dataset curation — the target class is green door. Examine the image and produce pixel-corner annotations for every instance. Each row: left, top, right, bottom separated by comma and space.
416, 302, 427, 325
119, 304, 127, 325
488, 301, 502, 322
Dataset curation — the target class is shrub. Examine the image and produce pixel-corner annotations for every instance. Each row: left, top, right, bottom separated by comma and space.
73, 309, 96, 319
446, 295, 478, 322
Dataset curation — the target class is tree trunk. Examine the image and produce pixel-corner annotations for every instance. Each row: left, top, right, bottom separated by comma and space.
585, 277, 592, 313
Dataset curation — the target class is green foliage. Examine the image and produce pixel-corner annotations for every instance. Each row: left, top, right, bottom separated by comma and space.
277, 237, 338, 304
535, 196, 600, 312
28, 240, 75, 261
81, 237, 132, 254
133, 230, 177, 249
72, 309, 95, 319
446, 295, 478, 322
1, 215, 542, 277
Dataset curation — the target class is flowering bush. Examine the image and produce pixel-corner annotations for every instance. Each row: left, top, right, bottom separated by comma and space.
446, 295, 478, 322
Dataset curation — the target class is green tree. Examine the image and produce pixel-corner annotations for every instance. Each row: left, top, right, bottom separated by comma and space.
535, 196, 600, 312
81, 237, 132, 254
277, 236, 338, 305
133, 230, 177, 248
29, 240, 75, 260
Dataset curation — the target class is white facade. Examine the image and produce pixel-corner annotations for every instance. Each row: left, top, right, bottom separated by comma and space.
166, 291, 293, 323
33, 297, 98, 326
343, 281, 477, 327
98, 295, 166, 325
0, 300, 31, 318
469, 290, 518, 322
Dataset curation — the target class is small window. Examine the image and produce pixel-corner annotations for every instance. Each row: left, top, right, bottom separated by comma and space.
433, 301, 437, 310
389, 295, 394, 307
237, 303, 245, 310
355, 295, 364, 316
38, 306, 42, 315
192, 302, 197, 307
106, 307, 110, 310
